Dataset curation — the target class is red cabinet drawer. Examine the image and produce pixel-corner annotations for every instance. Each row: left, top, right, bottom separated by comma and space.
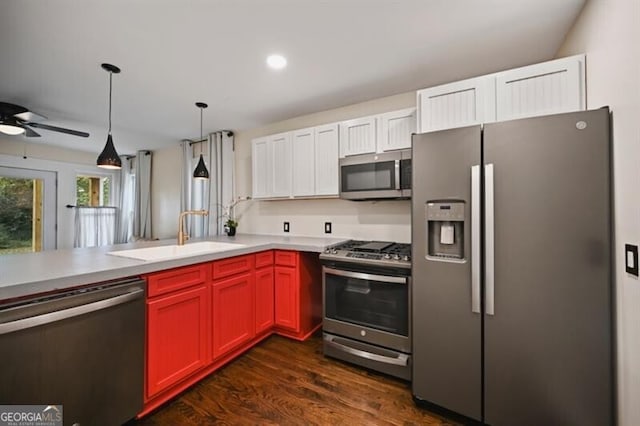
212, 255, 254, 280
147, 264, 208, 298
274, 250, 298, 267
255, 250, 274, 268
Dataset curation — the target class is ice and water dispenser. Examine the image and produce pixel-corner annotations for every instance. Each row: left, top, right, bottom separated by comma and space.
426, 201, 465, 261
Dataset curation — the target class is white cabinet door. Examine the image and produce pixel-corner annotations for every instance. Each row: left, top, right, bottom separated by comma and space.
292, 128, 315, 197
378, 108, 416, 152
339, 116, 376, 157
270, 132, 292, 198
251, 137, 271, 199
314, 123, 339, 196
417, 76, 496, 133
495, 55, 585, 121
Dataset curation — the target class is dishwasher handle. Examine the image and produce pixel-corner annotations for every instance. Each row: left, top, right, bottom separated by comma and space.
0, 287, 144, 335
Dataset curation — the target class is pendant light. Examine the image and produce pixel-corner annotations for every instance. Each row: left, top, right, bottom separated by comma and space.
97, 63, 122, 169
193, 102, 209, 180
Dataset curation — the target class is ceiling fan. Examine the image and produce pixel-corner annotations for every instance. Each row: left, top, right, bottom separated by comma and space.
0, 102, 89, 138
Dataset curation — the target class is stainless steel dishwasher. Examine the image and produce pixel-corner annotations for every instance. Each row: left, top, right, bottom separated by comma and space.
0, 278, 145, 426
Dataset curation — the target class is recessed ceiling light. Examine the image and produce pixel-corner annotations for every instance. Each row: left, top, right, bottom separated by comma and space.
266, 54, 287, 70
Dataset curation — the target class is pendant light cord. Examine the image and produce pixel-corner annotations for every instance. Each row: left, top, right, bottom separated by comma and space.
108, 71, 113, 134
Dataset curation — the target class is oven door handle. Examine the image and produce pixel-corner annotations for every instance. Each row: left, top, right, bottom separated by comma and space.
323, 267, 407, 284
324, 334, 409, 367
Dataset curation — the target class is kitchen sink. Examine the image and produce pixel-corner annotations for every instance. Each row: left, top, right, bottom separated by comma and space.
108, 241, 246, 261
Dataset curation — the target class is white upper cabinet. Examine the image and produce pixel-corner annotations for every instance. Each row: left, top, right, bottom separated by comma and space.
417, 76, 496, 133
314, 123, 339, 196
495, 55, 585, 121
251, 137, 271, 199
292, 128, 316, 197
270, 132, 292, 198
378, 108, 416, 152
340, 116, 377, 156
252, 124, 339, 200
416, 55, 586, 133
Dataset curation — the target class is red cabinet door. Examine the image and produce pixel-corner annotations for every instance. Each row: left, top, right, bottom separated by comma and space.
212, 273, 256, 359
274, 266, 300, 332
255, 267, 274, 334
146, 285, 209, 399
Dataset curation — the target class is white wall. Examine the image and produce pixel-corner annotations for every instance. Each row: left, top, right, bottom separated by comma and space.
0, 137, 119, 249
557, 1, 640, 424
233, 91, 416, 242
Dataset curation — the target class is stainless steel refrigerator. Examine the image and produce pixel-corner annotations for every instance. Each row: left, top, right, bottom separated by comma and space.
411, 108, 612, 426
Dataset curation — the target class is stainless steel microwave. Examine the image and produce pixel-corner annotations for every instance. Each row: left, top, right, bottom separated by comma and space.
339, 149, 411, 200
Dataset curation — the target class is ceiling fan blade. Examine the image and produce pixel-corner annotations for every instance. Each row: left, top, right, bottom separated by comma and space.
24, 126, 41, 137
28, 122, 89, 138
0, 102, 28, 117
15, 110, 47, 122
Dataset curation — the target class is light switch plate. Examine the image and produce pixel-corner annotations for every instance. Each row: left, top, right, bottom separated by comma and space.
283, 222, 290, 233
324, 222, 332, 234
625, 244, 638, 276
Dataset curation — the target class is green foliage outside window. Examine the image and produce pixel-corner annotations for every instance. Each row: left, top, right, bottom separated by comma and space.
0, 177, 33, 251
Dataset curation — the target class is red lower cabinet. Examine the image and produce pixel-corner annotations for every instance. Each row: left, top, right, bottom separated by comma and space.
274, 266, 300, 332
274, 251, 322, 340
212, 272, 256, 359
146, 284, 209, 399
255, 266, 275, 334
140, 250, 321, 418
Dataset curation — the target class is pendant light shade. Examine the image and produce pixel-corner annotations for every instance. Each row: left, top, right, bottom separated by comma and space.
97, 63, 122, 169
193, 102, 209, 180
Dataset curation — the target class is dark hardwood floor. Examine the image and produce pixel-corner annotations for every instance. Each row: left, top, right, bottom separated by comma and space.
133, 333, 458, 425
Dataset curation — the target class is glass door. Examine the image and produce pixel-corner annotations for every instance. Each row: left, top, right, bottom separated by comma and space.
0, 166, 56, 254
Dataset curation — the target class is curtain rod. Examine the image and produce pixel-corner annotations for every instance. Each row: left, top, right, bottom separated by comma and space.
187, 130, 234, 146
66, 205, 118, 209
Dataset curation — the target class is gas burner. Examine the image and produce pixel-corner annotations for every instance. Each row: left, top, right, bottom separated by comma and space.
321, 240, 411, 268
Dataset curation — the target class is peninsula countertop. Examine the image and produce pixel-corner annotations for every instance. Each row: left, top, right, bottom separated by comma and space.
0, 234, 347, 302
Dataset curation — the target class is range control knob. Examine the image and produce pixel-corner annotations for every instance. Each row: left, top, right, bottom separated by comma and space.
392, 254, 401, 260
324, 248, 331, 253
402, 255, 410, 262
383, 254, 392, 260
331, 249, 339, 254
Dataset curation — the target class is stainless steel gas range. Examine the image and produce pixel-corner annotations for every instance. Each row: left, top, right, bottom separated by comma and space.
320, 240, 411, 380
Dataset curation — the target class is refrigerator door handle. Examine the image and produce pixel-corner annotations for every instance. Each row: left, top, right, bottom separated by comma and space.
485, 163, 495, 316
471, 165, 481, 314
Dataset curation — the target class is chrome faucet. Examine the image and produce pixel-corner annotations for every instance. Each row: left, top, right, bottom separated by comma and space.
177, 210, 209, 245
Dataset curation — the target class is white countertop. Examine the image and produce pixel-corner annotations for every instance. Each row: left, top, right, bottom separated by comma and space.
0, 234, 347, 302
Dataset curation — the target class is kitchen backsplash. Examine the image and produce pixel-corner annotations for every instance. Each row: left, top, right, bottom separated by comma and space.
235, 198, 411, 243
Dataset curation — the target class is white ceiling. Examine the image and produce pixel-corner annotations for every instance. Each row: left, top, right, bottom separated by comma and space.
0, 0, 585, 155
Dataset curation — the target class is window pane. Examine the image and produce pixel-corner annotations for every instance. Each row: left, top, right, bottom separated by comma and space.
0, 177, 43, 254
77, 175, 112, 207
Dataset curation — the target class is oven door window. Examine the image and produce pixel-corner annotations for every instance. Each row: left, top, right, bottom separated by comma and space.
341, 161, 397, 192
325, 271, 408, 336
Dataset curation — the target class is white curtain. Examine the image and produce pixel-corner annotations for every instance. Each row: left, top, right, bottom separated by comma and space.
115, 156, 135, 244
180, 140, 196, 237
180, 132, 235, 238
73, 207, 117, 248
134, 150, 152, 240
205, 131, 235, 236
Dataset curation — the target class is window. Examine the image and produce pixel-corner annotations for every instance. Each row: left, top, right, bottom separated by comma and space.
76, 175, 112, 206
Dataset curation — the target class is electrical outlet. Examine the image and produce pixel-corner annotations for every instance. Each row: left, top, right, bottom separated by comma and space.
283, 222, 290, 233
324, 222, 332, 234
